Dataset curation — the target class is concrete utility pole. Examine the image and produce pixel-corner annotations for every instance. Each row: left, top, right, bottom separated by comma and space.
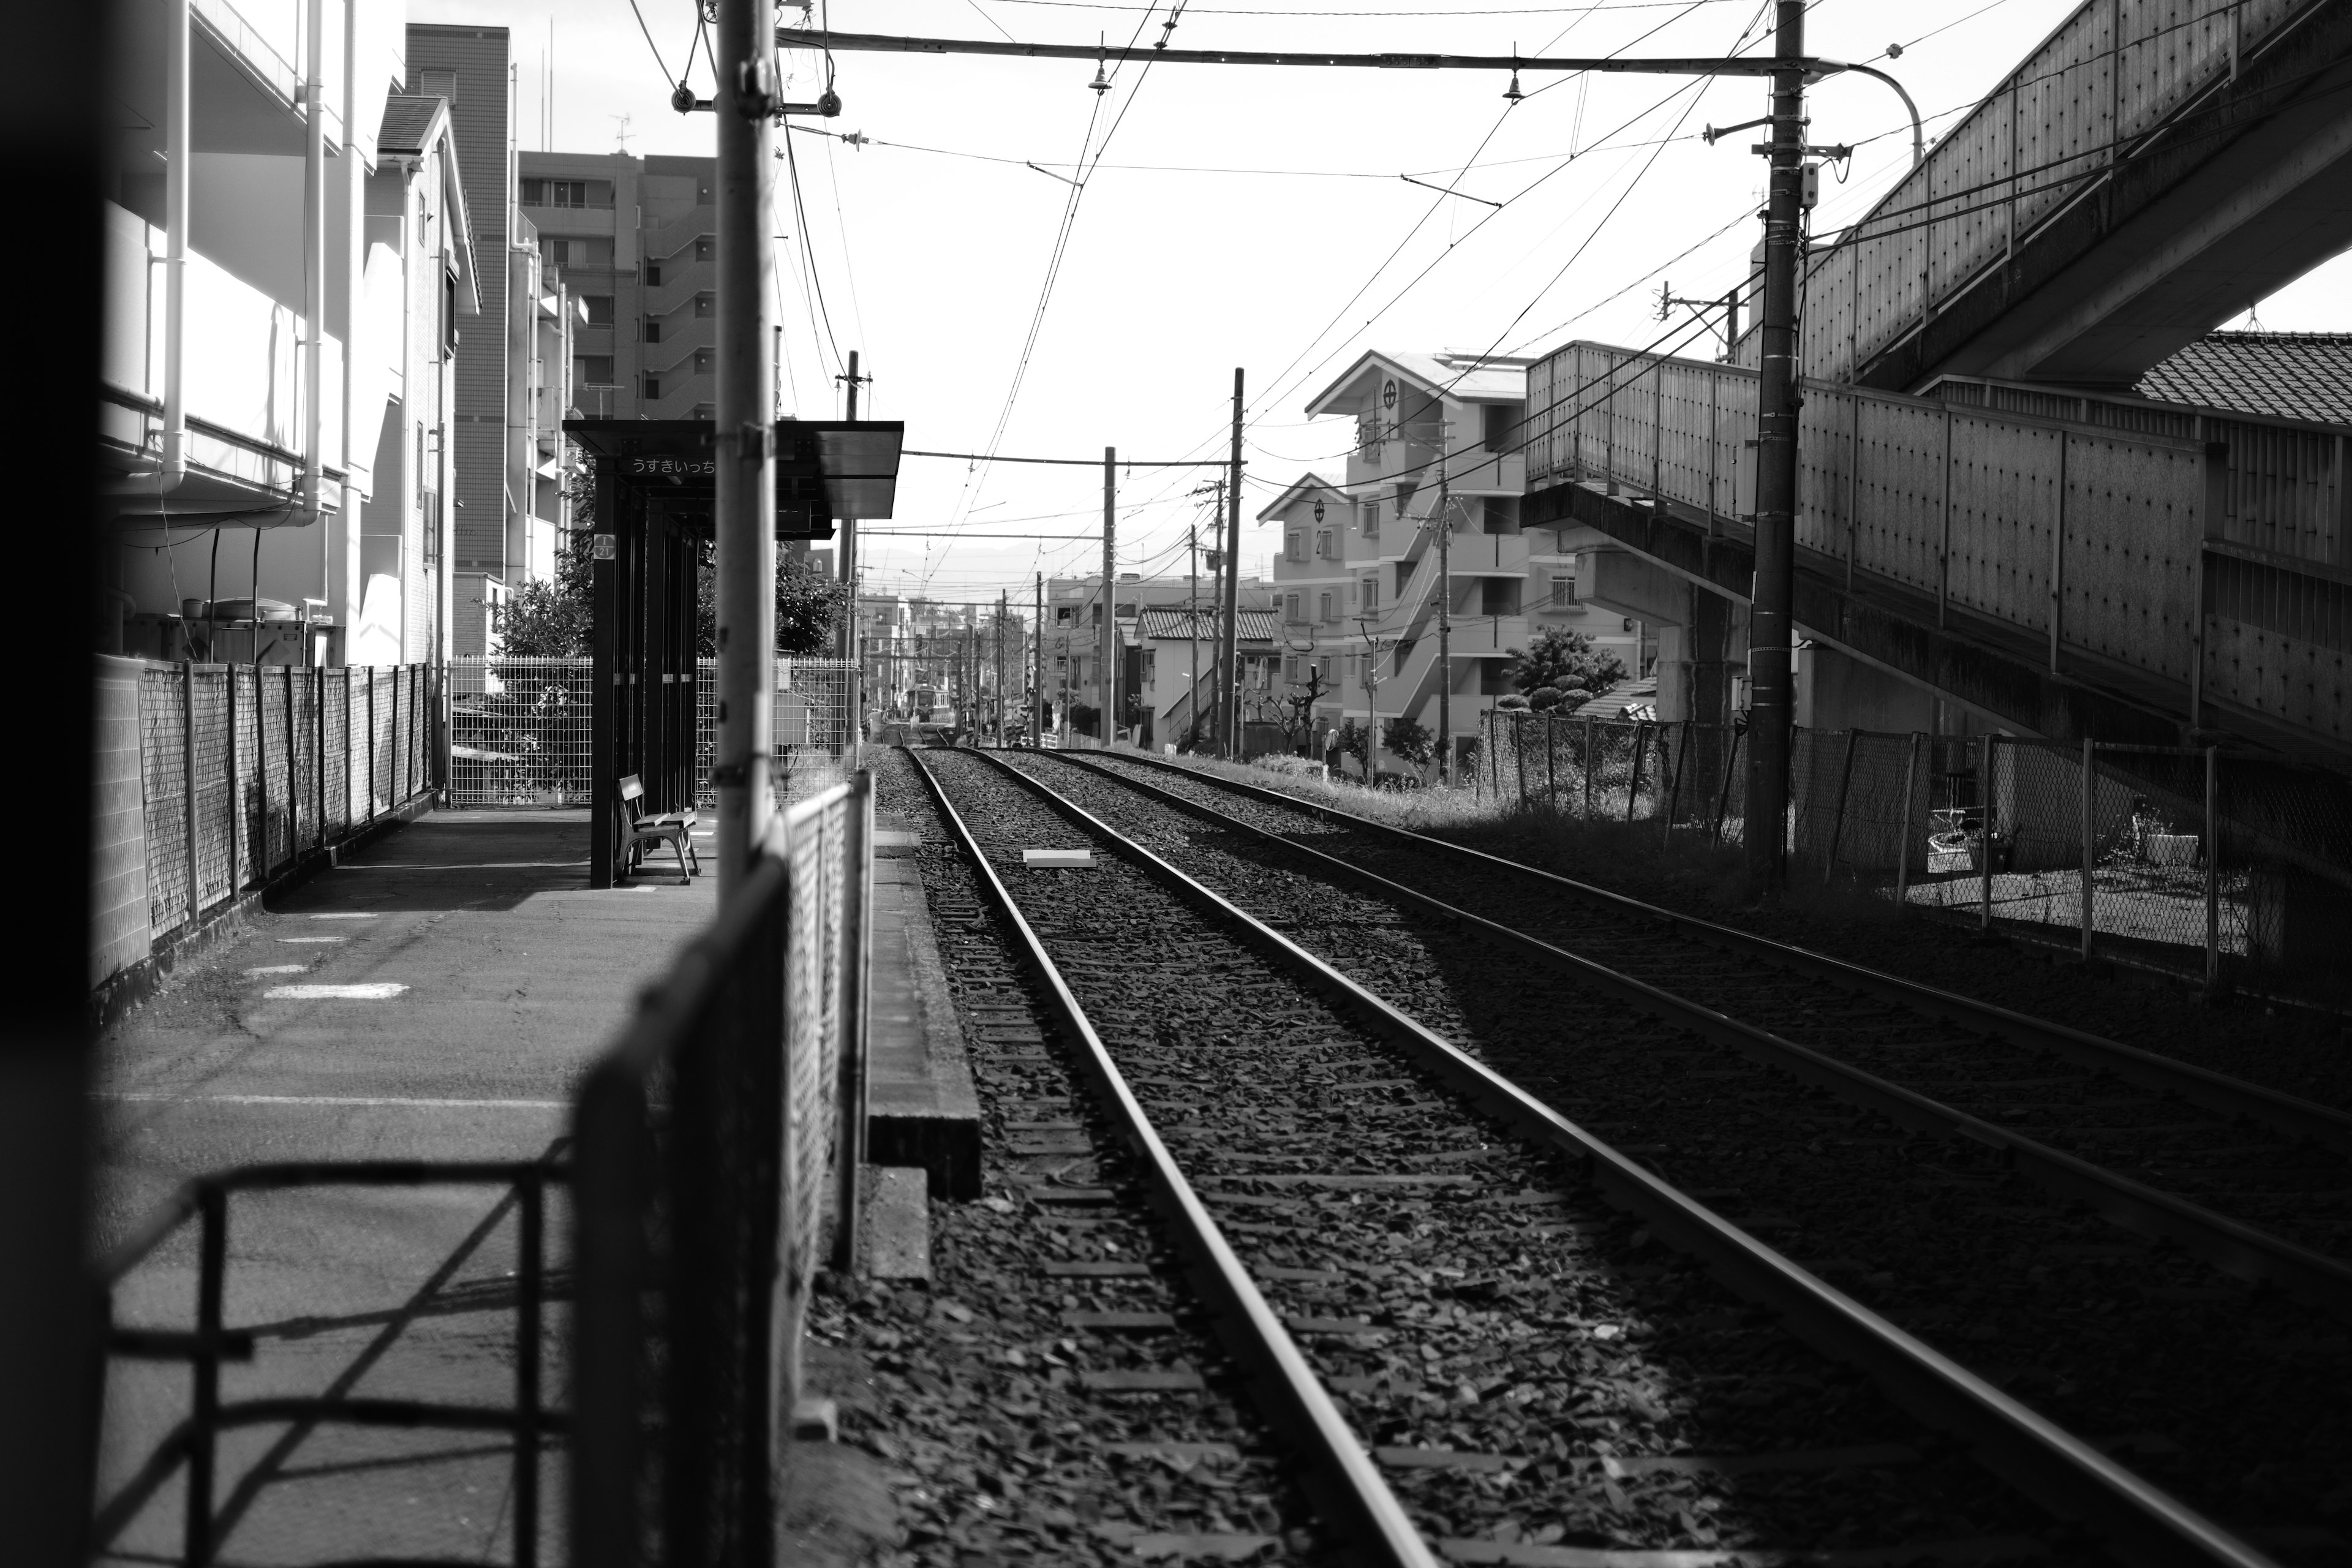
1219, 368, 1245, 756
1101, 447, 1117, 748
995, 590, 1008, 745
1035, 572, 1046, 744
1436, 452, 1453, 786
1188, 519, 1200, 747
1745, 0, 1806, 891
712, 0, 778, 899
836, 349, 866, 670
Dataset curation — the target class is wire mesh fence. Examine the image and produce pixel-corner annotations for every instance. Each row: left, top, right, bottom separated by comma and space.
571, 772, 872, 1568
129, 662, 440, 946
1482, 710, 2352, 1009
448, 657, 859, 810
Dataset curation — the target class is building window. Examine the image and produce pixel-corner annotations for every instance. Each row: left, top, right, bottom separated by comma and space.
1482, 402, 1518, 453
576, 355, 614, 386
1318, 590, 1334, 623
1285, 531, 1303, 563
521, 177, 614, 208
643, 375, 662, 399
1360, 576, 1378, 612
1551, 571, 1577, 605
693, 293, 715, 317
1284, 655, 1297, 681
1284, 592, 1301, 621
413, 67, 458, 102
642, 318, 661, 343
582, 294, 614, 325
1142, 650, 1156, 681
1314, 529, 1333, 558
1360, 499, 1379, 537
1480, 578, 1521, 616
646, 262, 662, 286
547, 236, 614, 268
1395, 561, 1411, 600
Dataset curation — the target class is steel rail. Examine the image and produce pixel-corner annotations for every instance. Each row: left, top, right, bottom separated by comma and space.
1077, 749, 2352, 1156
960, 746, 2279, 1568
905, 748, 1439, 1568
1042, 751, 2352, 1308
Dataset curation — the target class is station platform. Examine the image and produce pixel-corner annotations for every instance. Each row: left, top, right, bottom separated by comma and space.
89, 798, 966, 1562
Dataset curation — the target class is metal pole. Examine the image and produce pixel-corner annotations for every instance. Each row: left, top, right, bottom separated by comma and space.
1663, 720, 1688, 850
1896, 731, 1920, 908
995, 592, 1006, 745
1980, 733, 1997, 931
225, 666, 239, 894
1743, 0, 1807, 891
1823, 729, 1858, 887
714, 0, 779, 896
1102, 447, 1116, 748
1627, 721, 1649, 824
1220, 368, 1245, 756
2204, 744, 2221, 991
183, 662, 198, 924
1035, 573, 1046, 744
1436, 453, 1452, 785
1189, 521, 1200, 748
838, 351, 861, 665
2081, 736, 2097, 960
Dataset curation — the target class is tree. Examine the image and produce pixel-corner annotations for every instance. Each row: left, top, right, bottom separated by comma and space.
1069, 701, 1101, 737
1504, 627, 1625, 701
1272, 663, 1332, 755
494, 443, 850, 657
1335, 718, 1370, 769
1382, 715, 1435, 769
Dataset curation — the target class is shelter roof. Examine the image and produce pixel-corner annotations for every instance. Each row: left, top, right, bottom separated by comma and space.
1137, 606, 1280, 643
2134, 333, 2352, 428
564, 418, 905, 537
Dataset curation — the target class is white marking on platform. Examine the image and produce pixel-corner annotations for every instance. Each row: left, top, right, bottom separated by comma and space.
263, 983, 409, 1000
276, 937, 347, 944
1022, 848, 1095, 868
244, 965, 307, 976
342, 861, 587, 869
102, 1093, 564, 1110
310, 912, 379, 920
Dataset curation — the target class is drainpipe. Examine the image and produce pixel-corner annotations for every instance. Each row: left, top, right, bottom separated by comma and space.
341, 0, 364, 639
303, 0, 326, 524
160, 0, 190, 491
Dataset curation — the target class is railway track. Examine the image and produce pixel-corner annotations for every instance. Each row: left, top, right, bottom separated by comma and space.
906, 744, 2299, 1568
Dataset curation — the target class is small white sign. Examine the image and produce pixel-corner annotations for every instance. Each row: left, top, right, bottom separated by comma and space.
1022, 849, 1094, 868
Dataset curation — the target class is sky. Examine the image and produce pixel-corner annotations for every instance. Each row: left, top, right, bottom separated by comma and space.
418, 0, 2352, 612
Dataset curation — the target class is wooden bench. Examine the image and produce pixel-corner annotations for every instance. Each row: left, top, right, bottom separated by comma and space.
619, 774, 698, 884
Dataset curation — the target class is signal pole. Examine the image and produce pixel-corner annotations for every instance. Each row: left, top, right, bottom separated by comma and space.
1746, 0, 1806, 891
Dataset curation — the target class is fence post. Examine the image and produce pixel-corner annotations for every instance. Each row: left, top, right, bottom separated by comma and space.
315, 666, 326, 848
832, 772, 874, 1272
226, 666, 240, 894
254, 664, 271, 877
366, 666, 377, 820
1582, 717, 1596, 820
1980, 733, 1997, 932
1896, 732, 1921, 908
1626, 722, 1649, 824
1822, 730, 1858, 888
2204, 744, 2220, 991
1712, 727, 1743, 846
2080, 736, 2096, 960
1513, 713, 1528, 806
1545, 712, 1557, 810
183, 662, 200, 924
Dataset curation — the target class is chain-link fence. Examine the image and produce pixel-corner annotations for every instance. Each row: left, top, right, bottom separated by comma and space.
1482, 710, 2352, 1009
572, 772, 873, 1568
448, 657, 858, 809
127, 662, 437, 948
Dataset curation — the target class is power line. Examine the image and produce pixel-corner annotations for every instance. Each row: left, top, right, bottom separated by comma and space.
906, 447, 1230, 467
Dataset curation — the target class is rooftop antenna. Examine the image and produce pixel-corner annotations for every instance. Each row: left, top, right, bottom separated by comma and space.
611, 111, 635, 153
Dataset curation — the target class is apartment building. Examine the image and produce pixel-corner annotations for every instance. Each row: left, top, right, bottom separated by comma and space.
519, 151, 719, 422
1271, 349, 1643, 775
101, 0, 462, 664
1044, 573, 1276, 747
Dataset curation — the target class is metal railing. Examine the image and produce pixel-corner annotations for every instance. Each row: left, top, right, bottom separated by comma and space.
1483, 710, 2352, 1008
571, 772, 872, 1568
448, 655, 857, 808
92, 1157, 562, 1568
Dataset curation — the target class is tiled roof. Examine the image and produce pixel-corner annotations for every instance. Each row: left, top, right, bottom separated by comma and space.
2135, 333, 2352, 428
1137, 607, 1281, 643
377, 94, 448, 157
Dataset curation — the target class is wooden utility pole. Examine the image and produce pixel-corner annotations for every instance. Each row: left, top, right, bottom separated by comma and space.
712, 0, 777, 899
1219, 368, 1245, 756
1101, 447, 1117, 748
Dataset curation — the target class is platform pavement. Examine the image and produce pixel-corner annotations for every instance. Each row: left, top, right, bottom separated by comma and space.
90, 807, 715, 1565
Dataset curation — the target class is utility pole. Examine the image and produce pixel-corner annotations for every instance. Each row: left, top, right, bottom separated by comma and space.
712, 0, 777, 899
1436, 437, 1454, 785
835, 349, 867, 674
995, 590, 1007, 745
1219, 368, 1244, 756
1101, 446, 1117, 748
1188, 519, 1200, 748
1034, 572, 1046, 744
1746, 0, 1806, 891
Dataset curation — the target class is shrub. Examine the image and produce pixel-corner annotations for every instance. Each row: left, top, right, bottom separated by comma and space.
1382, 717, 1436, 768
1504, 628, 1626, 700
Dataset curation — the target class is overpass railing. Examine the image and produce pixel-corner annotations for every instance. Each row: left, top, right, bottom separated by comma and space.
570, 772, 872, 1568
1525, 342, 2351, 754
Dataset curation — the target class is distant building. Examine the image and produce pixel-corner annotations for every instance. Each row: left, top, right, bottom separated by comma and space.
1044, 573, 1275, 748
